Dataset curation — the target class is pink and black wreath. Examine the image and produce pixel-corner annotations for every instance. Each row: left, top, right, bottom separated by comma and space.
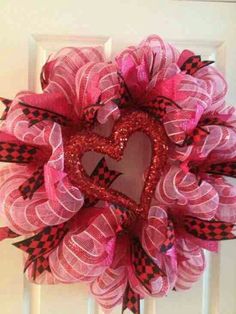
0, 35, 236, 313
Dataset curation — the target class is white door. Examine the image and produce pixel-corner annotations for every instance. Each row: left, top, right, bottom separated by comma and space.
0, 1, 235, 314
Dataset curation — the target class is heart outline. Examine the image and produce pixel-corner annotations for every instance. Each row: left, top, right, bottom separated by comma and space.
64, 111, 168, 216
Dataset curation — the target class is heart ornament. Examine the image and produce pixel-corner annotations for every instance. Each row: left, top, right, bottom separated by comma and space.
64, 111, 169, 216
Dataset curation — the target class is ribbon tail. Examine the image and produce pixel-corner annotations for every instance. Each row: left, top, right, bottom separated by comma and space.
184, 216, 236, 241
122, 282, 140, 314
84, 157, 122, 207
132, 237, 166, 293
0, 227, 20, 241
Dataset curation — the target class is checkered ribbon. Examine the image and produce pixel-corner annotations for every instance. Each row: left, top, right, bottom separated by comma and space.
122, 282, 140, 314
140, 96, 181, 121
13, 222, 68, 277
184, 216, 236, 241
0, 97, 12, 120
0, 142, 38, 163
180, 55, 214, 76
132, 237, 166, 293
160, 220, 175, 253
204, 161, 236, 178
19, 165, 44, 199
111, 204, 136, 233
20, 101, 70, 127
83, 95, 103, 124
83, 157, 121, 207
30, 255, 51, 280
199, 116, 230, 128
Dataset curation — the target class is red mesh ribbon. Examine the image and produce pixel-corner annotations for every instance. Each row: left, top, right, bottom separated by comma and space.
20, 101, 70, 127
132, 237, 165, 293
19, 165, 44, 199
0, 142, 38, 163
122, 283, 140, 314
184, 216, 236, 241
180, 55, 214, 75
0, 97, 12, 120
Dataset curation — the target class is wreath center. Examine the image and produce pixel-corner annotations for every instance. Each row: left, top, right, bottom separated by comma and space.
64, 110, 169, 216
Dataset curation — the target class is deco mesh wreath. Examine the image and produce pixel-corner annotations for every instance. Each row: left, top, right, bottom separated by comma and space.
0, 35, 236, 314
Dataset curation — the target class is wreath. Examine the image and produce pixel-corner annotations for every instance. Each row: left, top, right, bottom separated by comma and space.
0, 35, 235, 314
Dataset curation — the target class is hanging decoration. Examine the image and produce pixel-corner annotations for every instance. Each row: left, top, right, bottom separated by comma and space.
0, 35, 235, 314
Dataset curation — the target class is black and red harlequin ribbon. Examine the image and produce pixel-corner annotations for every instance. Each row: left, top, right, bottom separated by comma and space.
111, 205, 174, 314
204, 160, 236, 178
132, 237, 166, 293
0, 97, 12, 120
123, 238, 166, 314
0, 141, 38, 164
13, 222, 68, 279
189, 158, 236, 180
184, 216, 236, 241
199, 115, 231, 128
83, 157, 121, 207
160, 220, 175, 253
122, 237, 167, 314
20, 101, 71, 127
19, 165, 44, 200
0, 97, 70, 127
122, 283, 140, 314
180, 55, 214, 76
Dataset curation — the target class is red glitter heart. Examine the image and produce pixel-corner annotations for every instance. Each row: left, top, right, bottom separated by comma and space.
64, 111, 168, 216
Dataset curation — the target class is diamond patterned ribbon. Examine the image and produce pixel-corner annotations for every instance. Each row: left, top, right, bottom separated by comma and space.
160, 220, 175, 253
20, 101, 70, 127
122, 283, 140, 314
0, 97, 12, 120
19, 165, 44, 200
184, 216, 236, 241
132, 237, 166, 293
83, 157, 121, 207
140, 96, 181, 121
0, 142, 38, 163
180, 55, 214, 75
122, 238, 166, 314
31, 255, 51, 280
203, 160, 236, 178
13, 222, 68, 271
